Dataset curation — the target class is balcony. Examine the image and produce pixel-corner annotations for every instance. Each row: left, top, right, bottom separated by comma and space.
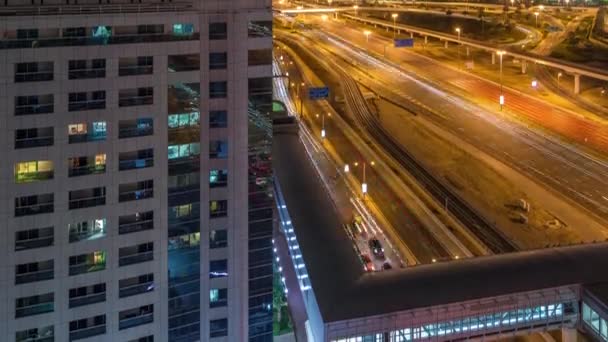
69, 261, 105, 276
68, 132, 106, 144
118, 121, 153, 139
119, 311, 154, 330
119, 157, 154, 171
15, 269, 54, 284
118, 65, 153, 76
68, 99, 105, 111
119, 250, 153, 267
69, 324, 105, 341
119, 279, 154, 298
15, 102, 53, 116
68, 68, 105, 79
15, 70, 54, 83
15, 302, 54, 318
69, 292, 105, 308
119, 188, 153, 202
119, 214, 154, 235
69, 189, 106, 209
15, 169, 53, 183
118, 95, 153, 107
15, 196, 54, 217
15, 234, 54, 251
68, 163, 106, 177
15, 135, 53, 149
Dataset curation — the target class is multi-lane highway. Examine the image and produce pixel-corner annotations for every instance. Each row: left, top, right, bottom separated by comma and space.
278, 18, 608, 245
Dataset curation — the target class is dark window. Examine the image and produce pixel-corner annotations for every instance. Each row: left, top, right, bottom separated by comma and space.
15, 293, 54, 318
209, 259, 227, 278
69, 59, 105, 79
119, 149, 154, 171
210, 318, 228, 337
137, 24, 163, 34
15, 127, 54, 149
15, 193, 54, 217
119, 180, 154, 202
128, 336, 154, 342
209, 52, 227, 70
69, 315, 106, 341
119, 87, 153, 107
15, 94, 54, 116
17, 29, 38, 39
16, 325, 54, 342
63, 27, 86, 37
69, 283, 106, 308
69, 187, 106, 209
15, 260, 54, 284
119, 273, 154, 298
209, 110, 227, 128
119, 304, 154, 330
209, 81, 227, 98
119, 242, 154, 267
209, 229, 227, 249
168, 54, 200, 72
118, 118, 153, 138
209, 22, 227, 40
209, 140, 228, 158
209, 288, 227, 308
15, 61, 54, 82
15, 227, 54, 251
119, 211, 154, 235
68, 91, 105, 111
119, 56, 153, 76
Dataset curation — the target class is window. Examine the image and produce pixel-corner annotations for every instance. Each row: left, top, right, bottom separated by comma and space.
119, 305, 154, 330
209, 169, 228, 188
15, 260, 54, 284
128, 336, 154, 342
209, 52, 227, 70
209, 110, 227, 128
69, 187, 106, 209
17, 28, 39, 39
209, 22, 227, 40
209, 140, 228, 158
68, 154, 106, 177
248, 20, 272, 37
168, 142, 200, 160
15, 61, 53, 82
119, 149, 154, 171
119, 118, 153, 138
15, 193, 54, 217
15, 94, 54, 115
68, 218, 106, 243
119, 180, 154, 202
69, 283, 106, 308
119, 56, 153, 76
16, 325, 54, 342
168, 54, 200, 72
210, 200, 228, 218
210, 288, 227, 308
68, 91, 106, 111
168, 112, 200, 130
15, 293, 54, 318
209, 259, 228, 278
14, 160, 53, 183
119, 211, 154, 235
69, 59, 105, 79
209, 229, 228, 249
210, 318, 228, 337
15, 127, 53, 149
248, 49, 272, 66
137, 24, 163, 34
63, 27, 86, 37
69, 315, 106, 341
209, 81, 227, 98
15, 227, 54, 251
91, 26, 112, 41
68, 122, 107, 143
69, 251, 106, 276
119, 87, 153, 107
119, 242, 154, 267
173, 23, 194, 36
119, 273, 154, 298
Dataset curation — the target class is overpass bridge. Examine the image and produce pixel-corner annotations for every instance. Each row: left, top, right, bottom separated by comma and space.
272, 116, 608, 342
278, 6, 608, 93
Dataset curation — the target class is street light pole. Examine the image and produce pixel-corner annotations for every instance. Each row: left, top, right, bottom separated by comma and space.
557, 72, 563, 90
391, 13, 398, 39
496, 50, 506, 110
364, 30, 371, 44
455, 27, 461, 66
353, 5, 358, 16
534, 12, 539, 27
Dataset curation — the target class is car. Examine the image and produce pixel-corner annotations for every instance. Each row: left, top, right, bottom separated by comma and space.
382, 262, 392, 270
368, 238, 385, 259
361, 254, 374, 272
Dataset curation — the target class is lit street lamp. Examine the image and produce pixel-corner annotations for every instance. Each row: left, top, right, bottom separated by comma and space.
364, 30, 371, 43
557, 72, 563, 90
497, 50, 506, 110
353, 5, 359, 16
345, 161, 375, 198
391, 13, 399, 39
510, 0, 514, 7
534, 11, 540, 27
321, 14, 328, 21
455, 27, 461, 66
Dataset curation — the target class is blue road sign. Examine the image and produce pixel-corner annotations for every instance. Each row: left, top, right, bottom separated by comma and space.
308, 87, 329, 100
394, 38, 414, 48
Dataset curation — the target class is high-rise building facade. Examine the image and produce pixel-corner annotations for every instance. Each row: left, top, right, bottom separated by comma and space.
0, 0, 273, 340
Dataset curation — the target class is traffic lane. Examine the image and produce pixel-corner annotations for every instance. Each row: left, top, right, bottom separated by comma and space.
308, 33, 608, 220
320, 18, 608, 156
295, 85, 449, 262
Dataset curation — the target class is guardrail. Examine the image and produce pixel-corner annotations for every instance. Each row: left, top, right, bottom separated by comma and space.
0, 2, 193, 16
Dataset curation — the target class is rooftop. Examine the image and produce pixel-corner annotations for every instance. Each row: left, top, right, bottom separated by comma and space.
273, 126, 608, 324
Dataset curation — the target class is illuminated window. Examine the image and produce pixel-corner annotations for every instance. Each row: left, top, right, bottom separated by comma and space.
173, 204, 192, 218
173, 24, 194, 36
210, 288, 227, 308
69, 123, 87, 135
14, 160, 53, 183
168, 112, 200, 128
95, 154, 106, 166
168, 142, 200, 159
